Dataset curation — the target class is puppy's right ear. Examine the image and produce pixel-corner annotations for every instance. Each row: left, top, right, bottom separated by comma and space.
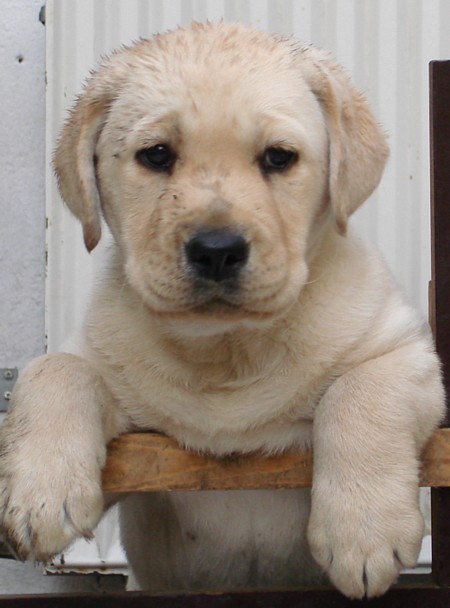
53, 70, 120, 252
296, 45, 389, 234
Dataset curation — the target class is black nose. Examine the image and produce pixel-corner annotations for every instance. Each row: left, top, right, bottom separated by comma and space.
185, 229, 249, 282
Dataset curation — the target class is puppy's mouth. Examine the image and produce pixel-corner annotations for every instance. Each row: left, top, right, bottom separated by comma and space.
154, 293, 276, 328
132, 268, 288, 327
190, 275, 242, 303
187, 293, 244, 315
157, 280, 282, 322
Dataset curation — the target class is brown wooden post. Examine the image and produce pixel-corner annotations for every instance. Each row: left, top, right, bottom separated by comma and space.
430, 60, 450, 587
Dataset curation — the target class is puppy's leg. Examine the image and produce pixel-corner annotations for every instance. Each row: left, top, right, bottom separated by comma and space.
307, 340, 443, 599
0, 353, 122, 561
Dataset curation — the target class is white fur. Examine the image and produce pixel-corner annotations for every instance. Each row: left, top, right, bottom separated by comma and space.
0, 23, 444, 599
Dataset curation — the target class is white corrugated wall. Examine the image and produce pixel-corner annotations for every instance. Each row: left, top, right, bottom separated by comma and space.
45, 0, 449, 570
46, 0, 450, 350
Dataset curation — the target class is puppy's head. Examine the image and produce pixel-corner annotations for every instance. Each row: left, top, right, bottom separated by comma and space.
54, 22, 388, 332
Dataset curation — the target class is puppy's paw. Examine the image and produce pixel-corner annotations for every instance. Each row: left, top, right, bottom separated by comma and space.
0, 442, 105, 562
307, 484, 424, 599
0, 353, 115, 561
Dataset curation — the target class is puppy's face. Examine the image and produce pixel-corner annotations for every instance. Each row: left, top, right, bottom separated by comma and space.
96, 32, 328, 329
55, 24, 388, 332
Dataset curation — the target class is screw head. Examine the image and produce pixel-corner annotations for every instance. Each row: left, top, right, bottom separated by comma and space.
3, 391, 12, 401
3, 370, 14, 380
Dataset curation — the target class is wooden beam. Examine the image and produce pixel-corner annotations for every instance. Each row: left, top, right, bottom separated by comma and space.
2, 582, 450, 607
101, 433, 313, 492
101, 428, 450, 493
430, 60, 450, 409
421, 428, 450, 487
429, 59, 450, 587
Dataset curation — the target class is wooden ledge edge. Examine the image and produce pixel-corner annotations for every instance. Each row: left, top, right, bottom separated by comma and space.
101, 428, 450, 493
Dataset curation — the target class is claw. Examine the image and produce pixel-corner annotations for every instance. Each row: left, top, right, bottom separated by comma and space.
2, 537, 25, 562
362, 563, 368, 598
83, 529, 95, 541
393, 550, 407, 570
25, 517, 35, 549
63, 502, 95, 541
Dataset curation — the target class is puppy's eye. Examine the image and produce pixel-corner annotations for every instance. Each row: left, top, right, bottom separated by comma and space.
261, 147, 297, 173
135, 144, 176, 172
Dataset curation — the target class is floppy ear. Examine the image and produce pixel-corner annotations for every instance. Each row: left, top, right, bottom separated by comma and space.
300, 47, 389, 233
53, 57, 128, 252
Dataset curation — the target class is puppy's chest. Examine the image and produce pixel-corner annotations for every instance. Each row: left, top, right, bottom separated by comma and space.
113, 350, 327, 453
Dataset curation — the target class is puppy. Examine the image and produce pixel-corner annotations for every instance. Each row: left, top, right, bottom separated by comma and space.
0, 22, 444, 599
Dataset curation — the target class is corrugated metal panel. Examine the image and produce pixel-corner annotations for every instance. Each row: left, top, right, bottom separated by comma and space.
46, 0, 450, 350
45, 0, 450, 571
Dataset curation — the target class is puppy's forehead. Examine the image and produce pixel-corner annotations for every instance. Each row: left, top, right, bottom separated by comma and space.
111, 23, 312, 124
134, 22, 297, 79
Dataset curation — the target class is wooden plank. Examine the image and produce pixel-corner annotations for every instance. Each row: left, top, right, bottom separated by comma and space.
420, 427, 450, 487
101, 428, 450, 492
101, 432, 314, 492
1, 584, 450, 607
429, 59, 450, 587
430, 61, 450, 409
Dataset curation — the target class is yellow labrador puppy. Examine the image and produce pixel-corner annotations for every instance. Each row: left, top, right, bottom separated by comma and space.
0, 22, 444, 599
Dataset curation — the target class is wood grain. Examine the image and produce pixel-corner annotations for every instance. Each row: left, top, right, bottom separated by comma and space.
101, 428, 450, 493
429, 60, 450, 586
102, 433, 313, 492
420, 428, 450, 487
2, 583, 450, 607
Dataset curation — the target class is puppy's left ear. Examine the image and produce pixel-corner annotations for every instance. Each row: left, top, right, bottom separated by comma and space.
54, 94, 107, 252
300, 47, 389, 233
53, 54, 129, 252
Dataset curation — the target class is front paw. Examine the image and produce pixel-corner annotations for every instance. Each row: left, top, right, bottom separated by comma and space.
0, 448, 105, 561
307, 483, 424, 599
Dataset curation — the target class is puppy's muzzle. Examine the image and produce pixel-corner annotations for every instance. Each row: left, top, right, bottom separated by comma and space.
185, 229, 249, 282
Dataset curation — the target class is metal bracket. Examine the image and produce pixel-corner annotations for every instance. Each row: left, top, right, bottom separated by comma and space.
39, 4, 46, 26
0, 368, 18, 412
